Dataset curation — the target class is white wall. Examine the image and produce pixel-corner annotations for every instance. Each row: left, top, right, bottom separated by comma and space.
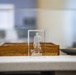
38, 0, 76, 9
37, 0, 76, 48
73, 11, 76, 42
37, 10, 74, 48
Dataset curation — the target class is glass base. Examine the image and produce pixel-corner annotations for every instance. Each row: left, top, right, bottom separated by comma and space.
31, 52, 42, 56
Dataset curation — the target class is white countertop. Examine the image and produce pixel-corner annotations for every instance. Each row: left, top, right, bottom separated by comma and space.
0, 56, 76, 63
0, 56, 76, 71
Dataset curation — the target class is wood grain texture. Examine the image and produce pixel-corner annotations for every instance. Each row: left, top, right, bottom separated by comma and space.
0, 42, 59, 56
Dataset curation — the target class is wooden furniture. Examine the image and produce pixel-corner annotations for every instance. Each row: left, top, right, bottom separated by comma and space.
0, 42, 59, 56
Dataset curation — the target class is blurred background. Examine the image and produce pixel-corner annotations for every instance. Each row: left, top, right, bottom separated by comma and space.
0, 0, 76, 48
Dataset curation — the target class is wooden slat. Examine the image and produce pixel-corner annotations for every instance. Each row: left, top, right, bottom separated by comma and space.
0, 42, 59, 56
